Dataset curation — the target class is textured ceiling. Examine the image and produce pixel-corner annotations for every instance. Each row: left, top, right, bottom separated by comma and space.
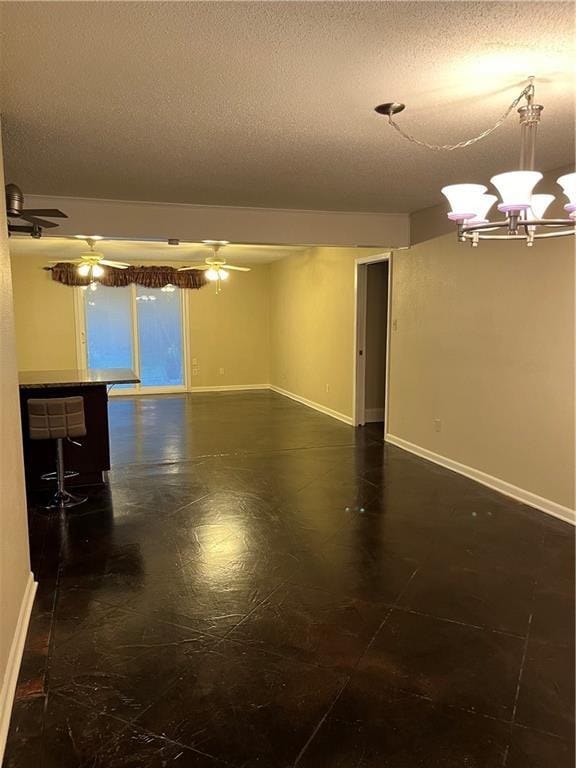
8, 236, 307, 265
1, 2, 574, 213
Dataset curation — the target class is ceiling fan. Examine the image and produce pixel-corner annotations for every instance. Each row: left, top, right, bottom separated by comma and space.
177, 242, 250, 292
48, 237, 131, 280
6, 183, 68, 238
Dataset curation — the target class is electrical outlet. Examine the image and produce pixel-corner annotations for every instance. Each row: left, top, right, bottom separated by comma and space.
219, 368, 225, 375
192, 367, 198, 376
392, 319, 398, 331
192, 358, 198, 366
434, 418, 442, 433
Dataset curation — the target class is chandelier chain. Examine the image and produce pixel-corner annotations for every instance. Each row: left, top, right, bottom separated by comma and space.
387, 84, 534, 151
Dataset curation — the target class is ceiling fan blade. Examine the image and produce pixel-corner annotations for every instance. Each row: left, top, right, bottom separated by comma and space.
99, 259, 131, 269
225, 265, 251, 272
22, 208, 68, 218
48, 259, 82, 264
20, 213, 59, 228
177, 265, 209, 271
8, 224, 34, 232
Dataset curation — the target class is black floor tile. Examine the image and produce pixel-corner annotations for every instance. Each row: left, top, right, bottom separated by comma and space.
86, 727, 228, 767
3, 693, 128, 768
134, 639, 347, 767
514, 640, 575, 738
336, 608, 524, 720
506, 725, 575, 768
3, 698, 46, 768
530, 587, 575, 647
48, 610, 221, 720
228, 582, 389, 669
289, 540, 418, 604
396, 564, 534, 635
297, 691, 509, 767
537, 529, 575, 595
426, 516, 546, 576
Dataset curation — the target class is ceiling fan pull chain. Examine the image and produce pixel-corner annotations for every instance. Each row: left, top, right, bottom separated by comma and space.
385, 82, 534, 152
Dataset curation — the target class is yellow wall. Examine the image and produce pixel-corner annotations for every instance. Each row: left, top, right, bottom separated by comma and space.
9, 253, 270, 387
188, 265, 270, 388
11, 253, 78, 370
0, 131, 32, 756
269, 247, 382, 418
388, 233, 575, 510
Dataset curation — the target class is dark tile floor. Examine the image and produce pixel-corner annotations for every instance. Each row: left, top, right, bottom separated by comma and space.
4, 391, 575, 767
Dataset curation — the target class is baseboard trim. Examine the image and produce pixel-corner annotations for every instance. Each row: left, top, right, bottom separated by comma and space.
365, 408, 385, 423
0, 572, 37, 762
188, 385, 270, 393
270, 386, 354, 426
111, 385, 271, 397
385, 433, 576, 525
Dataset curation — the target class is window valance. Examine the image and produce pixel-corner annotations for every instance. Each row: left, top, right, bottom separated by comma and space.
49, 262, 206, 290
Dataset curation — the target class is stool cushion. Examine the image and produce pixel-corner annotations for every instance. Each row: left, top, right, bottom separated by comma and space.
28, 396, 87, 440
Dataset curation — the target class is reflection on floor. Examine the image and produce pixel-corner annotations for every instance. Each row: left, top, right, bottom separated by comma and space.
4, 391, 575, 767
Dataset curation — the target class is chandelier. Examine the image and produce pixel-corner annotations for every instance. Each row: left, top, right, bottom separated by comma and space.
376, 78, 575, 246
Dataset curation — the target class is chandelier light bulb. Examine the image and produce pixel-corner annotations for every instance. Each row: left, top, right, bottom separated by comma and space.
205, 268, 219, 281
490, 171, 543, 213
219, 269, 229, 280
92, 264, 105, 278
557, 172, 576, 215
441, 184, 487, 221
77, 263, 90, 277
529, 194, 555, 220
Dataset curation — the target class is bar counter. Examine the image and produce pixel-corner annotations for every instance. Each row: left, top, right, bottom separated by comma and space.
19, 368, 139, 489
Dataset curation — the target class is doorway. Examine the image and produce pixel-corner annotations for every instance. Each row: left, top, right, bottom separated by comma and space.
74, 283, 189, 395
354, 253, 391, 429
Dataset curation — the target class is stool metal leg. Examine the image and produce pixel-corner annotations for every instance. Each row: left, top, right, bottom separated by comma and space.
45, 438, 87, 510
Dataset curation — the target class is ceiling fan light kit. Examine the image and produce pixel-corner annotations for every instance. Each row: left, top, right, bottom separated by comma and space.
178, 242, 249, 293
377, 78, 575, 246
47, 236, 131, 280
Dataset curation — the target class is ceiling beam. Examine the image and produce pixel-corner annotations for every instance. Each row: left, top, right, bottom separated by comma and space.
22, 195, 410, 249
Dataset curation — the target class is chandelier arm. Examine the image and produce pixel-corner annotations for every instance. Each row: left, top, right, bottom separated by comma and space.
387, 84, 534, 151
461, 218, 575, 233
462, 229, 574, 241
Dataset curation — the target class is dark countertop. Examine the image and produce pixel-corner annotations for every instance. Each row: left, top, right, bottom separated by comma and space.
19, 368, 140, 389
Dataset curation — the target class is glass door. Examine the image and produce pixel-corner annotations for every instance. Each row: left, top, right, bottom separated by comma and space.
136, 286, 184, 389
80, 283, 187, 394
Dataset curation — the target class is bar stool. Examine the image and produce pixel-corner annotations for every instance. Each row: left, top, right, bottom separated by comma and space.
27, 396, 88, 510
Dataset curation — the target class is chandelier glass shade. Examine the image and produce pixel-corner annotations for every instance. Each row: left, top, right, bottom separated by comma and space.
490, 171, 542, 213
530, 194, 555, 220
557, 173, 576, 216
